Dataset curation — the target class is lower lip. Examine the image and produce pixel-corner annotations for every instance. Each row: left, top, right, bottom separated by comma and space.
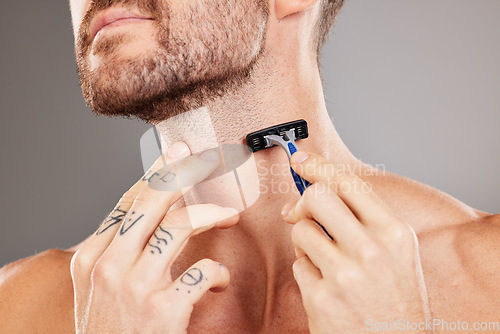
95, 18, 152, 39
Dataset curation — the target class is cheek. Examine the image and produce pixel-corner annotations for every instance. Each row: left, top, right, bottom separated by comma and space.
69, 0, 89, 37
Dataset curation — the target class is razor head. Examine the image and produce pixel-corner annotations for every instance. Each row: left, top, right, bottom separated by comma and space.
246, 119, 309, 153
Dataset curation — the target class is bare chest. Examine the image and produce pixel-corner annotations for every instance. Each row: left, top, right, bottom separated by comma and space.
174, 267, 310, 333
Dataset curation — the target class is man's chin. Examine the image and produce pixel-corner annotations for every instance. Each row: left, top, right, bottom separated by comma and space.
84, 68, 198, 123
88, 36, 159, 70
84, 55, 258, 123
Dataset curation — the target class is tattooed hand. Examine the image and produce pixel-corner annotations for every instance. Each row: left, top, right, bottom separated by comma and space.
70, 142, 239, 333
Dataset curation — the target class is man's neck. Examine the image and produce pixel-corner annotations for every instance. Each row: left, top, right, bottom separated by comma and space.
153, 51, 362, 261
154, 50, 359, 170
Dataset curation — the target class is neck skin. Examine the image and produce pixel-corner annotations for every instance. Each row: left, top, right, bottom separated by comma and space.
152, 46, 364, 266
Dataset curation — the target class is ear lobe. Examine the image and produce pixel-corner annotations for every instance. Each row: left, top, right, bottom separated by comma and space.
275, 0, 320, 20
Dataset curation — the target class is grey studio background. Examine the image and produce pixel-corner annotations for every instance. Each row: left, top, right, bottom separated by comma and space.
0, 0, 499, 267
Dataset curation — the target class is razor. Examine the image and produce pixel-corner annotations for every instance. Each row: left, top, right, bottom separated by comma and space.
246, 120, 333, 239
246, 119, 312, 195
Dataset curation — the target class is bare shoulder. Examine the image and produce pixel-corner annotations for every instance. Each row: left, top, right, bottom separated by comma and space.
417, 214, 500, 322
362, 166, 489, 234
0, 249, 75, 333
420, 214, 500, 294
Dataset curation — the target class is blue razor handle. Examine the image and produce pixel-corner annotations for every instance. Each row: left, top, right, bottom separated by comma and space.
265, 130, 311, 193
265, 130, 333, 240
288, 142, 312, 195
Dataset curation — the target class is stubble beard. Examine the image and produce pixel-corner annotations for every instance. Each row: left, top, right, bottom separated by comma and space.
76, 0, 268, 123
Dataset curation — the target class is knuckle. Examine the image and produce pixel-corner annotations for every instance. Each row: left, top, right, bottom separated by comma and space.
124, 275, 148, 301
91, 257, 118, 285
336, 266, 363, 287
151, 294, 187, 318
196, 258, 218, 276
359, 242, 382, 263
192, 258, 227, 285
390, 223, 418, 255
335, 174, 359, 194
391, 222, 416, 243
70, 250, 94, 276
293, 257, 309, 275
151, 293, 173, 311
164, 209, 190, 229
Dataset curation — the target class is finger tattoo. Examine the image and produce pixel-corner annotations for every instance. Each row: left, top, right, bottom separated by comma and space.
180, 268, 203, 286
96, 206, 127, 235
119, 211, 145, 235
143, 169, 176, 184
147, 226, 174, 255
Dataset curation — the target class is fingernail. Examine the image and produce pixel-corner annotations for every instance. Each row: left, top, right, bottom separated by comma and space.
224, 207, 239, 215
167, 142, 189, 158
198, 149, 220, 162
218, 263, 229, 275
292, 261, 299, 279
291, 152, 309, 165
281, 202, 293, 218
